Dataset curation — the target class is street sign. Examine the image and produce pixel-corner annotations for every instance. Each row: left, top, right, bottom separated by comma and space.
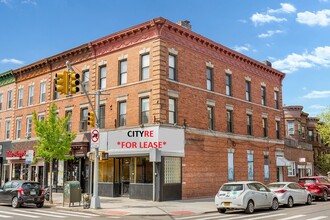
91, 128, 100, 148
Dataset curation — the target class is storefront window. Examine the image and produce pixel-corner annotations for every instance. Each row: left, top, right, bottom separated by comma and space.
164, 157, 181, 184
135, 157, 152, 183
99, 158, 114, 182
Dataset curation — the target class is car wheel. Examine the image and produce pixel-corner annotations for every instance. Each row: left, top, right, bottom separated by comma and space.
322, 190, 328, 201
306, 195, 312, 205
11, 197, 20, 208
245, 200, 254, 214
287, 196, 294, 208
217, 208, 226, 213
271, 198, 279, 211
36, 202, 44, 208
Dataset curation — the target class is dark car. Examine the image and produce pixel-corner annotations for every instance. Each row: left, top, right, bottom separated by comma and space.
0, 180, 45, 208
298, 176, 330, 201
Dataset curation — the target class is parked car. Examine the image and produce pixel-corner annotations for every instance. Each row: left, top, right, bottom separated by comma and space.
215, 181, 279, 214
0, 180, 45, 208
298, 176, 330, 201
267, 182, 312, 207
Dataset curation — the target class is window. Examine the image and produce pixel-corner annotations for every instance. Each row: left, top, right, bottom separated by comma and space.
28, 85, 34, 106
302, 126, 306, 139
261, 86, 266, 106
287, 121, 294, 135
246, 81, 251, 101
208, 106, 214, 130
276, 121, 280, 139
274, 91, 279, 109
264, 154, 270, 181
65, 111, 72, 131
168, 54, 177, 80
141, 54, 150, 80
7, 90, 12, 109
99, 105, 105, 129
228, 151, 234, 181
53, 79, 59, 100
247, 114, 252, 135
17, 88, 23, 108
82, 70, 89, 92
135, 157, 153, 183
140, 98, 149, 124
119, 60, 127, 85
206, 67, 213, 91
99, 65, 106, 89
38, 114, 45, 121
226, 74, 232, 96
16, 119, 22, 139
40, 82, 46, 103
263, 118, 268, 137
288, 161, 296, 176
5, 120, 10, 139
118, 101, 126, 127
26, 117, 32, 137
80, 108, 88, 131
227, 110, 233, 132
298, 122, 302, 136
164, 157, 181, 184
0, 93, 3, 110
308, 130, 314, 142
169, 98, 177, 124
248, 152, 254, 181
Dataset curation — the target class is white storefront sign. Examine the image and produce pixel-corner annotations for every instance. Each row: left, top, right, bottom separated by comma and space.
25, 150, 34, 164
107, 126, 185, 157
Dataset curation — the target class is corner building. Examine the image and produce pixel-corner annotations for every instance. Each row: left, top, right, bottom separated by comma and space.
7, 17, 285, 201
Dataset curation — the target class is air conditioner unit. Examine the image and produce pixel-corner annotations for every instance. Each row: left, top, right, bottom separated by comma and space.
80, 121, 87, 131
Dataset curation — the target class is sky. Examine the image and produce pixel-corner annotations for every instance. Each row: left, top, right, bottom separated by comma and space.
0, 0, 329, 116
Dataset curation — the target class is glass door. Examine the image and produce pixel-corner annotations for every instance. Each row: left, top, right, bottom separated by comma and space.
120, 158, 131, 196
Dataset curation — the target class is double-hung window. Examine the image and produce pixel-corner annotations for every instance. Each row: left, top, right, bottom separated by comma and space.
276, 121, 280, 139
65, 111, 72, 131
261, 86, 266, 106
16, 119, 22, 139
208, 106, 214, 130
263, 118, 268, 137
168, 54, 177, 80
274, 91, 279, 109
141, 54, 150, 80
99, 65, 106, 89
82, 70, 89, 92
28, 85, 34, 106
7, 90, 12, 109
227, 110, 233, 132
5, 120, 10, 139
226, 74, 232, 96
247, 114, 252, 135
246, 81, 251, 101
288, 161, 296, 176
119, 60, 127, 85
140, 97, 149, 124
206, 67, 213, 91
118, 101, 127, 127
169, 98, 177, 124
0, 93, 3, 111
40, 82, 46, 103
17, 88, 23, 108
26, 117, 32, 137
264, 154, 270, 181
99, 105, 106, 129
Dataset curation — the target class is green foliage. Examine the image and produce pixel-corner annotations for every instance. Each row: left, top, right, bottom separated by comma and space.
33, 102, 76, 162
317, 107, 330, 146
315, 154, 330, 174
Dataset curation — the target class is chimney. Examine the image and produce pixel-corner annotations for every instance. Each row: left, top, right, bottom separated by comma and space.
263, 60, 272, 67
177, 20, 192, 30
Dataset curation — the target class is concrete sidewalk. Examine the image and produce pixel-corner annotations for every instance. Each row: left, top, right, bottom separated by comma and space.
47, 193, 217, 216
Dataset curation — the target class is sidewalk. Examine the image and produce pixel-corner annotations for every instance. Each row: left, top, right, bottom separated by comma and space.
47, 193, 217, 216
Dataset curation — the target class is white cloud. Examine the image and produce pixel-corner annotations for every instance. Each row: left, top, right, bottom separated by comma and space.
258, 30, 283, 38
304, 91, 330, 99
296, 9, 330, 26
309, 104, 327, 109
1, 58, 24, 65
0, 0, 11, 5
22, 0, 37, 5
272, 46, 330, 73
319, 0, 328, 2
232, 44, 256, 53
251, 13, 287, 25
268, 3, 296, 14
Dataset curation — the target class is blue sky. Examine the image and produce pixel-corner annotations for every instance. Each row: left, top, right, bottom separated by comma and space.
1, 0, 329, 116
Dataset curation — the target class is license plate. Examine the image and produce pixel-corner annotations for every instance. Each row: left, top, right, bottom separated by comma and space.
224, 202, 230, 207
30, 190, 36, 195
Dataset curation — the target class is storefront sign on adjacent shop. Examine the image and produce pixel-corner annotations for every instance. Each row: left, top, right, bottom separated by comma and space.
108, 126, 185, 157
25, 150, 34, 164
6, 150, 26, 159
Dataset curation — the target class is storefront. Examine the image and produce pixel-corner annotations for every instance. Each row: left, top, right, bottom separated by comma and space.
0, 141, 11, 186
93, 126, 184, 201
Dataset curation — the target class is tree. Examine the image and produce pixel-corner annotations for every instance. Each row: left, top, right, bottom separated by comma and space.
33, 102, 76, 204
317, 107, 330, 146
315, 154, 330, 175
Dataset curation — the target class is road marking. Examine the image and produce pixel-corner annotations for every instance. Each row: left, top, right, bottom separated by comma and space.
36, 210, 97, 218
0, 214, 12, 218
305, 217, 328, 220
175, 213, 237, 220
14, 209, 66, 218
247, 213, 285, 220
0, 211, 39, 218
53, 210, 100, 216
211, 212, 280, 220
276, 215, 306, 220
190, 214, 240, 220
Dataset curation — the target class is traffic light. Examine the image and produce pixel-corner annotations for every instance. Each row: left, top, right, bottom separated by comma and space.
69, 71, 80, 94
55, 71, 69, 95
88, 111, 95, 127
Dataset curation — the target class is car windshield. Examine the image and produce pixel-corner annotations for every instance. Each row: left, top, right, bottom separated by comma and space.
22, 182, 41, 189
220, 184, 243, 191
268, 184, 286, 189
298, 179, 316, 184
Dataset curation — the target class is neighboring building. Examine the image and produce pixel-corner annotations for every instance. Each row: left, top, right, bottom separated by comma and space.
283, 106, 314, 182
1, 17, 286, 200
0, 70, 15, 186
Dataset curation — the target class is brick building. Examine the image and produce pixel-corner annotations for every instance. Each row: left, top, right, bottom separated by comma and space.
0, 17, 286, 200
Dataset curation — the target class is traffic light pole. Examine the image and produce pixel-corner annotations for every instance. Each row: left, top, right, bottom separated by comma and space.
90, 90, 101, 209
